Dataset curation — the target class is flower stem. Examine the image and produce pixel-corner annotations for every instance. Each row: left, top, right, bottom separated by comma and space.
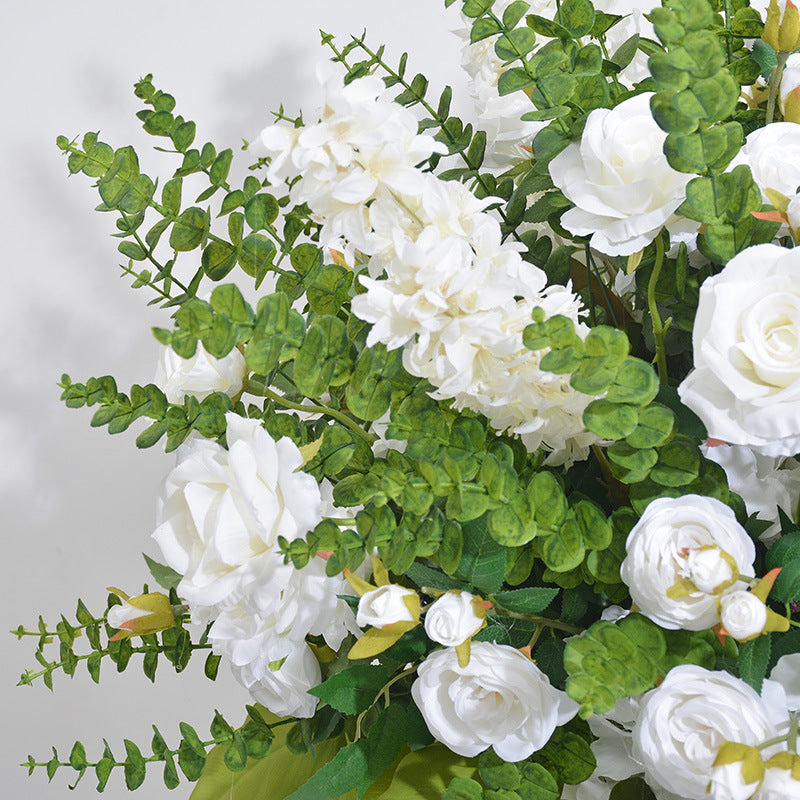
647, 234, 669, 385
490, 608, 583, 635
790, 711, 800, 755
767, 51, 791, 125
245, 380, 376, 444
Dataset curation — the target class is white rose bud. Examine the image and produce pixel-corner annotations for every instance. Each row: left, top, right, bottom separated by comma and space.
720, 591, 768, 641
708, 742, 764, 800
424, 591, 486, 647
356, 584, 417, 628
760, 753, 800, 799
411, 641, 578, 761
686, 546, 737, 594
155, 342, 247, 404
620, 495, 755, 630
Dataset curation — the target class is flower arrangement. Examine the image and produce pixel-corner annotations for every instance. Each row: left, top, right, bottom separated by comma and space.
16, 0, 800, 798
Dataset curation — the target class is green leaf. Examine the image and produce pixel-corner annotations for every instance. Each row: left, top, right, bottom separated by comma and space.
491, 587, 558, 615
294, 315, 352, 398
463, 0, 495, 18
542, 517, 585, 572
479, 750, 520, 790
518, 762, 559, 800
571, 500, 612, 550
357, 704, 408, 798
309, 665, 390, 715
625, 404, 675, 449
201, 240, 238, 280
143, 553, 182, 591
488, 490, 536, 546
284, 740, 367, 800
529, 471, 568, 528
443, 778, 484, 800
245, 193, 279, 231
609, 776, 657, 800
209, 149, 233, 186
738, 635, 771, 693
531, 727, 596, 785
170, 207, 208, 251
470, 17, 502, 42
495, 28, 537, 62
649, 436, 701, 487
583, 400, 639, 440
605, 358, 659, 406
246, 292, 306, 373
453, 513, 507, 593
497, 66, 536, 95
556, 0, 595, 36
503, 1, 530, 28
238, 233, 276, 279
123, 739, 146, 790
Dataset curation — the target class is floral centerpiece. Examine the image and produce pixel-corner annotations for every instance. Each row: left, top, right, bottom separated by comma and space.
16, 0, 800, 798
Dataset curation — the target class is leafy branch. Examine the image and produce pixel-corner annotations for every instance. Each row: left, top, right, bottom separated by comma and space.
15, 593, 218, 689
22, 707, 277, 792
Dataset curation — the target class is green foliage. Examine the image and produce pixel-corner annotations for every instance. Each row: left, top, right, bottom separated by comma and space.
24, 708, 274, 792
564, 614, 716, 718
648, 0, 780, 263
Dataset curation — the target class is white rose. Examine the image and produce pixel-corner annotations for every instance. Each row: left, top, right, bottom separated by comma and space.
231, 639, 321, 719
152, 413, 322, 620
154, 342, 246, 404
633, 665, 787, 799
719, 590, 768, 641
760, 754, 800, 799
549, 92, 692, 256
423, 591, 485, 647
411, 641, 578, 761
678, 243, 800, 457
620, 495, 755, 630
356, 584, 416, 628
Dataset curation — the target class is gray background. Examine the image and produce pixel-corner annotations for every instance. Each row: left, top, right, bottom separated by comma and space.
2, 3, 470, 798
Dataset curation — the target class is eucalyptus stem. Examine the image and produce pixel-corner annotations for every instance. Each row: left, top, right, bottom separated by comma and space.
647, 234, 669, 385
245, 380, 376, 444
766, 51, 791, 125
490, 608, 583, 635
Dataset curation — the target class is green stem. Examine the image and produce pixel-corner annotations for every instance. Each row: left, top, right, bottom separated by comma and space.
130, 228, 190, 294
790, 711, 800, 755
490, 609, 583, 635
723, 0, 734, 63
647, 234, 669, 385
246, 380, 376, 444
767, 51, 791, 125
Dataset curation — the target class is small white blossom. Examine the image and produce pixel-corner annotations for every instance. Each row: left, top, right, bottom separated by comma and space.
423, 591, 485, 647
719, 591, 768, 641
356, 584, 416, 628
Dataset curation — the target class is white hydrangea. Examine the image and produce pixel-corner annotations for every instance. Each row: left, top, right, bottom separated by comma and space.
259, 62, 445, 251
702, 443, 800, 542
261, 69, 598, 464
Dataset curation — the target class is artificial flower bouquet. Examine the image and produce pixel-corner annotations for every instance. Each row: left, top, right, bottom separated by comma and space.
17, 0, 800, 798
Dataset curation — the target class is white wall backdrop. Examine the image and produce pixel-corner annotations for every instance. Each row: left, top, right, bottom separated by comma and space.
2, 3, 470, 798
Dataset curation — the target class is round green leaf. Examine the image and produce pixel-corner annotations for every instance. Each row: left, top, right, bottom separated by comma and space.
605, 358, 659, 406
542, 518, 585, 572
649, 437, 701, 487
625, 404, 675, 449
583, 399, 639, 439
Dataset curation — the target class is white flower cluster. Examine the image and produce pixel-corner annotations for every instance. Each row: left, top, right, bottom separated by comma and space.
152, 413, 359, 717
260, 67, 598, 464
